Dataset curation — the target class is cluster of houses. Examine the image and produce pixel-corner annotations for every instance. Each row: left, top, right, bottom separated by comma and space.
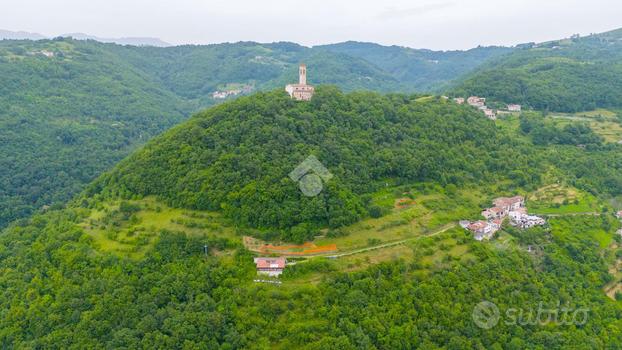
212, 84, 253, 99
461, 195, 546, 241
453, 96, 521, 120
26, 50, 55, 58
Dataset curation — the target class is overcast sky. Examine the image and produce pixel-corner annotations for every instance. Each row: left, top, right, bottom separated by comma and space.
3, 0, 622, 50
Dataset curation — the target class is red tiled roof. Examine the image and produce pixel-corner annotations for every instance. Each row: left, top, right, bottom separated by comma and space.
493, 196, 524, 207
468, 221, 488, 230
254, 257, 286, 269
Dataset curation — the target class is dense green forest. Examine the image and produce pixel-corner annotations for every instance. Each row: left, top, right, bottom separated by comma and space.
0, 37, 507, 228
0, 39, 193, 228
2, 90, 622, 348
2, 210, 622, 348
450, 29, 622, 112
319, 41, 512, 91
89, 90, 622, 236
6, 27, 622, 229
88, 88, 542, 241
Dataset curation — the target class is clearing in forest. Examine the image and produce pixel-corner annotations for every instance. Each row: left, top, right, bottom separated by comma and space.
243, 236, 338, 256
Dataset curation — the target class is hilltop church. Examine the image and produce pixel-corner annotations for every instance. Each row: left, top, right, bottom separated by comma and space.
285, 64, 315, 101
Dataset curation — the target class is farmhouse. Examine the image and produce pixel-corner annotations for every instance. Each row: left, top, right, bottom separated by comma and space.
254, 257, 286, 277
481, 196, 524, 219
467, 96, 486, 107
212, 84, 253, 100
493, 196, 525, 212
453, 97, 465, 104
40, 50, 55, 57
212, 91, 228, 99
285, 63, 315, 101
468, 221, 498, 241
507, 104, 522, 112
481, 206, 506, 220
509, 211, 546, 229
483, 109, 496, 120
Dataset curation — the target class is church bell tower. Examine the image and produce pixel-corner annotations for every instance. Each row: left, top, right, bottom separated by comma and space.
285, 63, 314, 101
299, 64, 307, 85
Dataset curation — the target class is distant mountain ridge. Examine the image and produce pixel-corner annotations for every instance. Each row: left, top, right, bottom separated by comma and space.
0, 29, 46, 40
0, 29, 170, 47
61, 32, 171, 47
317, 41, 513, 91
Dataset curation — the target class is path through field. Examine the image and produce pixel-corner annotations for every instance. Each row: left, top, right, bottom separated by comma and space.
325, 222, 457, 259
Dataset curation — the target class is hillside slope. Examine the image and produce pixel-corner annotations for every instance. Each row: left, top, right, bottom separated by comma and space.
318, 41, 513, 91
450, 30, 622, 112
0, 38, 193, 227
0, 39, 403, 227
89, 88, 541, 241
89, 89, 622, 238
2, 92, 622, 348
110, 41, 405, 101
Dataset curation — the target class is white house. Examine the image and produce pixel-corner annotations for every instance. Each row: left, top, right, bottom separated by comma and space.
254, 257, 286, 277
507, 104, 522, 112
467, 96, 486, 108
509, 211, 546, 229
467, 221, 498, 241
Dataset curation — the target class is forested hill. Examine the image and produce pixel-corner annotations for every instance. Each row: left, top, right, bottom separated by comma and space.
84, 89, 622, 240
88, 88, 540, 241
0, 39, 193, 228
0, 37, 505, 228
0, 39, 400, 228
318, 41, 513, 91
450, 28, 622, 112
3, 89, 622, 347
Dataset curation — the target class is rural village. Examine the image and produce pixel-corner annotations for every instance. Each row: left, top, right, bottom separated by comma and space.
453, 96, 522, 120
249, 65, 536, 278
460, 195, 546, 241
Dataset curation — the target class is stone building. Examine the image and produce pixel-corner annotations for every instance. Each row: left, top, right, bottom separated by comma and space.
286, 64, 315, 101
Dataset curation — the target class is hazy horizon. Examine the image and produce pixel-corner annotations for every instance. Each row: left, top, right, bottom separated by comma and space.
2, 0, 622, 50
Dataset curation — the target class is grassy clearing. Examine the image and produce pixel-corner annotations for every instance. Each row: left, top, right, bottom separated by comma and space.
549, 109, 622, 143
528, 184, 600, 214
79, 196, 236, 258
287, 227, 476, 281
314, 185, 485, 253
283, 184, 492, 280
576, 109, 618, 118
415, 95, 435, 103
338, 244, 415, 271
549, 216, 613, 248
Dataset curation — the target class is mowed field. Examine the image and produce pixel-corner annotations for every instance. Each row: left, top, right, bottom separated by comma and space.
79, 197, 238, 259
550, 109, 622, 143
528, 184, 601, 215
